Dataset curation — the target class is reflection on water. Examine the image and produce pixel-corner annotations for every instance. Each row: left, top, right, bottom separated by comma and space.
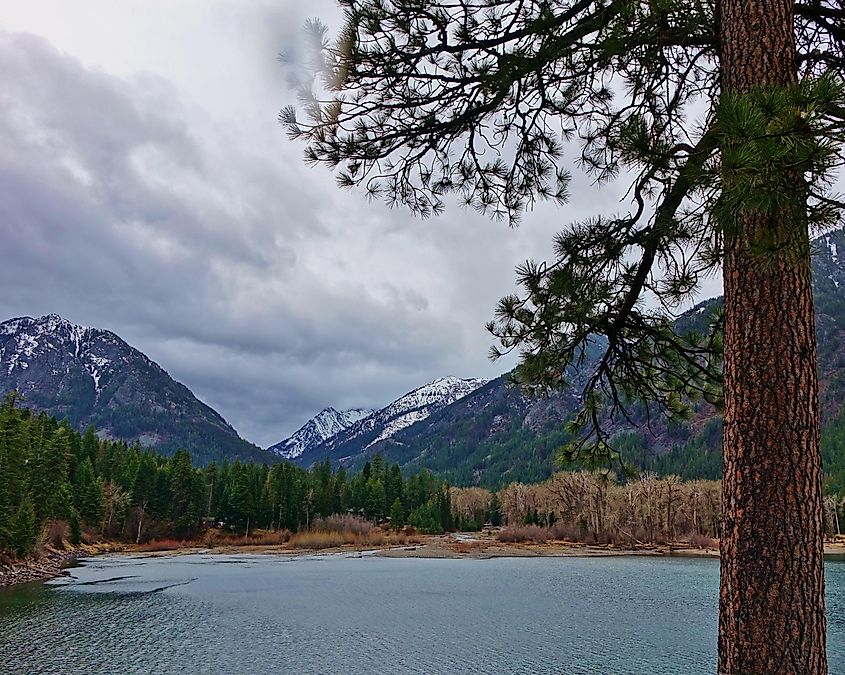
1, 554, 844, 674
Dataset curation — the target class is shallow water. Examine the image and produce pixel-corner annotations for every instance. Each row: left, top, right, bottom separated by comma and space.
2, 553, 844, 674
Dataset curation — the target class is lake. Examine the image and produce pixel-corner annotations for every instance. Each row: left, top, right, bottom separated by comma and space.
2, 553, 845, 674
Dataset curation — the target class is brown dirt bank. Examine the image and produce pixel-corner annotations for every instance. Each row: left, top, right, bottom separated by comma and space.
0, 542, 125, 589
122, 534, 845, 561
6, 535, 845, 588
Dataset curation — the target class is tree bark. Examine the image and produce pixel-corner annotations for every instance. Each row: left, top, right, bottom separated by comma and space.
718, 1, 827, 672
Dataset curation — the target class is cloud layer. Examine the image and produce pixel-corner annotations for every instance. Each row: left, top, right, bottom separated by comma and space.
0, 2, 719, 446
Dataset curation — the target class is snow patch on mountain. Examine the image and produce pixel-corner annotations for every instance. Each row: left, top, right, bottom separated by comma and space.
0, 313, 269, 464
364, 377, 488, 447
289, 376, 488, 466
269, 406, 376, 459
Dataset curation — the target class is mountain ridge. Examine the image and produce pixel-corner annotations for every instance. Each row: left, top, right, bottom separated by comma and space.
268, 406, 375, 459
304, 227, 845, 486
291, 376, 488, 467
0, 314, 273, 465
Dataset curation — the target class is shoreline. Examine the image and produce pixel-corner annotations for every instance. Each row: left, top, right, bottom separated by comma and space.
5, 535, 845, 589
0, 542, 126, 589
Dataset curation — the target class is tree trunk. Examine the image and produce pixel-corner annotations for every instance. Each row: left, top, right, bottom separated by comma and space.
718, 1, 826, 672
136, 504, 145, 545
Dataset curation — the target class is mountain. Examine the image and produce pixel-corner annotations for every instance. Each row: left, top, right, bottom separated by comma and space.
293, 376, 487, 467
268, 407, 375, 459
0, 314, 273, 465
317, 228, 845, 487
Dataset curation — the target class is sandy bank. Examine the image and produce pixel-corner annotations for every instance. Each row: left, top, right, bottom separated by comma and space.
6, 535, 845, 588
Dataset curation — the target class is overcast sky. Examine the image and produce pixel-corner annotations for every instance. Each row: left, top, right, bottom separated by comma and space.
0, 1, 726, 447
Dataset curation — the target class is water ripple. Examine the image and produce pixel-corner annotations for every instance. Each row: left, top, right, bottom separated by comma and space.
1, 555, 842, 674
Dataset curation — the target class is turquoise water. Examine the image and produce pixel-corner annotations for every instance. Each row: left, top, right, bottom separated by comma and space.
1, 554, 844, 674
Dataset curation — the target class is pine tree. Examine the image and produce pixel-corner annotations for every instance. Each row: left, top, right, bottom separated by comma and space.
11, 497, 38, 558
284, 2, 844, 669
389, 497, 404, 529
74, 457, 104, 528
0, 394, 28, 552
69, 509, 82, 546
30, 427, 71, 523
80, 425, 100, 467
169, 450, 203, 539
365, 477, 387, 521
486, 493, 502, 527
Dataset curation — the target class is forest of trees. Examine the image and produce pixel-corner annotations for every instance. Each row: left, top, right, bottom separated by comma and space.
0, 395, 458, 559
5, 393, 845, 563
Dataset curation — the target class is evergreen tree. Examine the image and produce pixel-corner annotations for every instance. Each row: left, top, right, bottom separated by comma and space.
284, 2, 844, 668
80, 425, 99, 467
364, 477, 387, 521
169, 450, 204, 539
30, 427, 71, 523
486, 493, 502, 527
11, 496, 37, 558
0, 393, 28, 552
69, 509, 82, 546
74, 457, 104, 528
389, 497, 404, 529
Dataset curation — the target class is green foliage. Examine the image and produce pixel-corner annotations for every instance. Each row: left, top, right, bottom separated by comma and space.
11, 497, 37, 558
388, 498, 404, 529
74, 458, 104, 527
407, 502, 444, 535
0, 398, 464, 557
285, 0, 845, 472
7, 388, 845, 555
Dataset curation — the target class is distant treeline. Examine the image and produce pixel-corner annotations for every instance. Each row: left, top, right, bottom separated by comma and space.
4, 395, 845, 561
0, 395, 460, 559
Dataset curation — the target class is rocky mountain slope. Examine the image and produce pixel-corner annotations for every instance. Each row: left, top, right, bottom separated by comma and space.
312, 228, 845, 487
0, 314, 272, 465
268, 407, 374, 459
292, 376, 487, 467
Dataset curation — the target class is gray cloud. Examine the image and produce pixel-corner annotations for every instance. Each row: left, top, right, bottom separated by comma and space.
0, 3, 731, 446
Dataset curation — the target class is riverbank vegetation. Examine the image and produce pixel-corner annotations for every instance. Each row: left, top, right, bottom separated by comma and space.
0, 395, 456, 560
1, 395, 842, 564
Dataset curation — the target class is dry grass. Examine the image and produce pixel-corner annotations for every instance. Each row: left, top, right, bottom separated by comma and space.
312, 514, 375, 536
686, 533, 718, 549
288, 522, 422, 550
202, 529, 291, 548
289, 515, 379, 549
453, 541, 485, 554
289, 531, 353, 549
137, 539, 188, 552
135, 523, 420, 553
497, 525, 553, 544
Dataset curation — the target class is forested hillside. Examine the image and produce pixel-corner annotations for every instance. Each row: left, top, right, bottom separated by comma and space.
0, 395, 457, 559
342, 229, 845, 488
0, 315, 272, 465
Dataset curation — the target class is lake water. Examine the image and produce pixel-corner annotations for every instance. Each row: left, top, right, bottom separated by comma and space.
2, 553, 845, 674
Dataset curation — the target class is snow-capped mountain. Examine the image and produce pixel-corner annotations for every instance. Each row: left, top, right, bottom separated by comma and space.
293, 376, 487, 467
268, 407, 375, 459
0, 314, 271, 465
320, 227, 845, 486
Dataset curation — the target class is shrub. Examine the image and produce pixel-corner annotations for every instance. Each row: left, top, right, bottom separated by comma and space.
289, 531, 349, 549
312, 514, 375, 536
288, 521, 400, 550
202, 529, 291, 547
48, 521, 68, 550
549, 522, 581, 541
137, 539, 187, 552
687, 533, 717, 549
497, 525, 552, 543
